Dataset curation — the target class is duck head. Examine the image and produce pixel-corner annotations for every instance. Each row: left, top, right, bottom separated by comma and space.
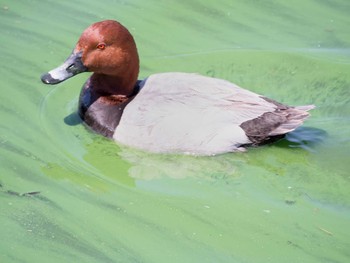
41, 20, 140, 96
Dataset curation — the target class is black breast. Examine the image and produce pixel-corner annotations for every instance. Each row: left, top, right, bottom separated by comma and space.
81, 102, 125, 138
78, 79, 140, 138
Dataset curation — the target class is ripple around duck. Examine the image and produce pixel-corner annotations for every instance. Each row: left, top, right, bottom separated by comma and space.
2, 47, 349, 262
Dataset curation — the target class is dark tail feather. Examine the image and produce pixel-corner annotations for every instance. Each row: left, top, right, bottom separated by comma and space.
268, 105, 315, 136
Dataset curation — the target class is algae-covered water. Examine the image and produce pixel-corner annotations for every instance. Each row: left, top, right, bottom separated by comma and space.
1, 1, 350, 262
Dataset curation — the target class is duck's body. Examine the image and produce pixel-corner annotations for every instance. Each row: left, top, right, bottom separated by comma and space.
41, 20, 314, 155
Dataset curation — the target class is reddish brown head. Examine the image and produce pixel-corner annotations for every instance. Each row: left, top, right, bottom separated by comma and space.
76, 20, 139, 77
41, 20, 140, 96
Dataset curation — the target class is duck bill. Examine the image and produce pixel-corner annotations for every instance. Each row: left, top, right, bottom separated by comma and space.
41, 51, 88, 85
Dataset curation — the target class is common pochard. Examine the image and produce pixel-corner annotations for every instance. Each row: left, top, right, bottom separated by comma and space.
41, 20, 314, 155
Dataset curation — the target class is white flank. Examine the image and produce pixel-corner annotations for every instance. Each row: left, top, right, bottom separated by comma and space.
114, 73, 279, 155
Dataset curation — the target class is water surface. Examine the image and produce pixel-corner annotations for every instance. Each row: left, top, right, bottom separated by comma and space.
1, 1, 350, 262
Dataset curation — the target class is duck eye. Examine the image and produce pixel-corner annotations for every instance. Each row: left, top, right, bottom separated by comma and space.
96, 43, 106, 50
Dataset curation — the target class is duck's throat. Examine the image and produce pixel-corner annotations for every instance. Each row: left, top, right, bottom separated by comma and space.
90, 73, 136, 97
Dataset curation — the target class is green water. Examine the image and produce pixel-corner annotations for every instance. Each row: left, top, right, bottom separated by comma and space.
1, 0, 350, 262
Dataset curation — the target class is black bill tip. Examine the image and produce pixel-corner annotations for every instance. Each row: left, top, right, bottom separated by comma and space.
40, 72, 61, 85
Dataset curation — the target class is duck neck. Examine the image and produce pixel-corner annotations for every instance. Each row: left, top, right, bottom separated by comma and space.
91, 66, 139, 97
90, 73, 135, 97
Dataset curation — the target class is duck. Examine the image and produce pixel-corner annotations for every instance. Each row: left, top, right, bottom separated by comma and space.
41, 20, 314, 155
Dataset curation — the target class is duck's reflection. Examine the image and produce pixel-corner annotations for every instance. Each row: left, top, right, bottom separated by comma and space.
277, 126, 327, 152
